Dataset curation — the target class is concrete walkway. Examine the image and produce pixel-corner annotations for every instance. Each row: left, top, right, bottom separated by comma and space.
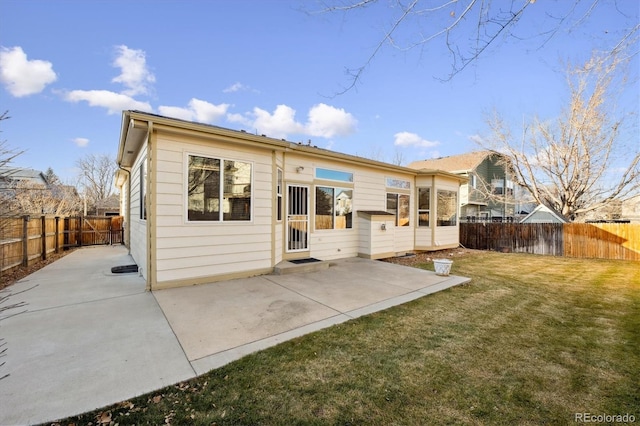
0, 246, 469, 425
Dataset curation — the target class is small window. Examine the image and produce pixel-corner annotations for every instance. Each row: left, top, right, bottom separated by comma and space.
276, 168, 283, 221
386, 177, 411, 189
386, 193, 410, 226
187, 155, 252, 222
315, 186, 352, 230
418, 187, 430, 227
315, 168, 353, 182
139, 160, 146, 220
492, 178, 504, 195
437, 190, 457, 226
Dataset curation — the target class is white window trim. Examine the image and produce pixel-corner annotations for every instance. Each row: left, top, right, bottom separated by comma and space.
184, 151, 254, 224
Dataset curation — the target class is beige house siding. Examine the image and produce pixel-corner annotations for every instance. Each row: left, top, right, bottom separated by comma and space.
129, 144, 148, 280
152, 134, 273, 286
357, 213, 396, 259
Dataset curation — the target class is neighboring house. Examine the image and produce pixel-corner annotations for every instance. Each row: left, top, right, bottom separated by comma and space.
94, 194, 121, 216
115, 111, 467, 291
0, 166, 48, 190
520, 204, 568, 224
621, 195, 640, 223
408, 151, 522, 221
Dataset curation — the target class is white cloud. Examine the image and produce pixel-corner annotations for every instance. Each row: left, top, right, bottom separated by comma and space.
468, 134, 485, 145
111, 45, 155, 96
227, 112, 253, 127
158, 98, 230, 123
190, 98, 229, 122
157, 105, 193, 121
72, 137, 89, 147
251, 104, 305, 139
223, 82, 247, 93
231, 103, 357, 140
305, 103, 357, 138
0, 46, 57, 97
394, 131, 440, 148
64, 90, 152, 114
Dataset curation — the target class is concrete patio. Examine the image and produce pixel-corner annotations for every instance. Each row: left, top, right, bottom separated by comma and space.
0, 245, 469, 425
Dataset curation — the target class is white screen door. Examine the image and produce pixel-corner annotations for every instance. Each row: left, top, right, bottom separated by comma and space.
287, 185, 309, 251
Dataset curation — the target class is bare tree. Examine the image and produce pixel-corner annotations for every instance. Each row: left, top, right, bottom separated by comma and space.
313, 0, 638, 91
0, 112, 25, 218
76, 153, 118, 215
481, 48, 639, 221
10, 180, 82, 216
0, 112, 37, 381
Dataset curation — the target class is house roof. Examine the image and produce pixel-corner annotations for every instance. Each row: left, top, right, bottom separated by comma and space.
117, 110, 468, 183
0, 166, 48, 185
407, 151, 499, 174
520, 204, 568, 224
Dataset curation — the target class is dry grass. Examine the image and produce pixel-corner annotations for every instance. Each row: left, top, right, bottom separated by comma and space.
56, 251, 639, 425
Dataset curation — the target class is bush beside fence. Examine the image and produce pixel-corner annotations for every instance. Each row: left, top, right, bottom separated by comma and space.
461, 222, 640, 261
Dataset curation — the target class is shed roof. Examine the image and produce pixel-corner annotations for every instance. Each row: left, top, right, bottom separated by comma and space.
520, 204, 568, 224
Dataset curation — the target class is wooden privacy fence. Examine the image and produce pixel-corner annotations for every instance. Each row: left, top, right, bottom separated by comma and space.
461, 223, 640, 261
0, 215, 124, 273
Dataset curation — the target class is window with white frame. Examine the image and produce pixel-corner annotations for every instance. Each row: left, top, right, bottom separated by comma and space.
386, 193, 410, 226
187, 155, 252, 221
315, 167, 353, 182
276, 168, 283, 221
315, 186, 353, 230
418, 187, 430, 227
139, 160, 146, 220
437, 190, 457, 226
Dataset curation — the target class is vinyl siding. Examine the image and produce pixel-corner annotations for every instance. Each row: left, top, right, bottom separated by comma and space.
129, 144, 148, 280
153, 134, 273, 284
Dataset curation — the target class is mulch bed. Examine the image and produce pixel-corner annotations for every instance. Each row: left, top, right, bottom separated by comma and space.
381, 247, 480, 267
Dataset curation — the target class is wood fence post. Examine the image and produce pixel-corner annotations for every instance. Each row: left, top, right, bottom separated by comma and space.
55, 216, 60, 253
41, 215, 47, 261
22, 215, 29, 266
78, 216, 83, 247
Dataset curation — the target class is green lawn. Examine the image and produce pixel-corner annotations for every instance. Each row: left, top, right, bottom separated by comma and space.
57, 252, 639, 425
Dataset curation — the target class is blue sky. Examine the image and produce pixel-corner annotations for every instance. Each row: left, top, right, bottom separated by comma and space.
1, 0, 638, 183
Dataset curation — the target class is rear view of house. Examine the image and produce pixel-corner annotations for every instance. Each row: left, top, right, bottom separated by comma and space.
116, 111, 466, 290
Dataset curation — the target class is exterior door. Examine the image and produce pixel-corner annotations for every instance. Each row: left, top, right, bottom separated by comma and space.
286, 185, 309, 252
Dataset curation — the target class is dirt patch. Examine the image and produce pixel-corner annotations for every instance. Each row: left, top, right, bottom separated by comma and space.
0, 248, 76, 291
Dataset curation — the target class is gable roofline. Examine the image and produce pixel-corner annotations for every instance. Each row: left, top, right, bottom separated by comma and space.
520, 204, 569, 223
117, 110, 468, 183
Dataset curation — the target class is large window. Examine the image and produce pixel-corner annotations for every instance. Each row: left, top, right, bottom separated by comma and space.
386, 193, 410, 226
187, 155, 252, 221
315, 186, 353, 230
418, 187, 430, 227
437, 190, 457, 226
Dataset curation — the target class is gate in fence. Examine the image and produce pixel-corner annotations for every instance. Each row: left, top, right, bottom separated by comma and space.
63, 216, 124, 247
